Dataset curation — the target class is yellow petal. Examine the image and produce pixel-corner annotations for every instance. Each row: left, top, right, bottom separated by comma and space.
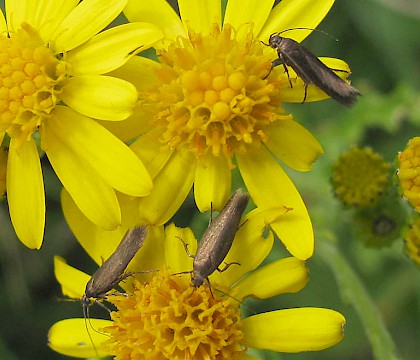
48, 318, 112, 358
0, 148, 7, 197
96, 109, 150, 143
107, 55, 160, 92
61, 189, 126, 265
264, 119, 323, 171
54, 256, 90, 299
138, 148, 195, 225
7, 139, 45, 249
259, 0, 335, 43
230, 257, 309, 300
164, 223, 197, 274
45, 106, 152, 197
5, 0, 27, 32
211, 206, 291, 287
224, 0, 275, 36
67, 23, 163, 75
194, 153, 232, 212
124, 0, 186, 43
178, 0, 221, 33
243, 308, 345, 352
237, 145, 314, 259
130, 130, 173, 179
99, 58, 161, 142
61, 75, 137, 121
51, 0, 128, 51
0, 8, 7, 33
42, 123, 121, 230
13, 0, 79, 41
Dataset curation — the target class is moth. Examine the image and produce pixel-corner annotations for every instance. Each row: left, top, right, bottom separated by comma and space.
191, 188, 250, 287
263, 31, 360, 106
82, 225, 148, 307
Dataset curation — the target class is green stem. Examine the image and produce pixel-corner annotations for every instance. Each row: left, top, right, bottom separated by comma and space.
317, 235, 402, 360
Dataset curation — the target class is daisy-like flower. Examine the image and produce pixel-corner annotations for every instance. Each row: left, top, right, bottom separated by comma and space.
102, 0, 354, 260
49, 200, 345, 359
0, 0, 164, 248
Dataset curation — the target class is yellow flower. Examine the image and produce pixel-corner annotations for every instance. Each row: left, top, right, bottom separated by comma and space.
0, 0, 163, 248
49, 209, 345, 358
102, 0, 353, 260
331, 147, 391, 207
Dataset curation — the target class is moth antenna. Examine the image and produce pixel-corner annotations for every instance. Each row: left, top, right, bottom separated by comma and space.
279, 27, 339, 42
83, 305, 100, 358
213, 288, 258, 316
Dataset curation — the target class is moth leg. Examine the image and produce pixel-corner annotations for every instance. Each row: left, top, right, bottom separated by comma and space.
302, 84, 308, 104
176, 236, 195, 259
117, 269, 158, 284
330, 67, 350, 74
282, 63, 293, 88
263, 64, 274, 79
204, 277, 215, 298
84, 298, 112, 313
209, 202, 214, 226
217, 261, 241, 273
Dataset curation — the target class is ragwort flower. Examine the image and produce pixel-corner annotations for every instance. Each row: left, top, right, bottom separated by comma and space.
103, 0, 354, 260
0, 0, 163, 248
49, 204, 345, 359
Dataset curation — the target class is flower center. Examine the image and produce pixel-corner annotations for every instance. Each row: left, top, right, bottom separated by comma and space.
103, 270, 245, 359
0, 23, 67, 147
331, 147, 391, 207
141, 23, 289, 164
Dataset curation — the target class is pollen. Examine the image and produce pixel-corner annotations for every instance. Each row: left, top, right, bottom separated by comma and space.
141, 23, 289, 165
331, 147, 391, 207
0, 23, 67, 147
397, 137, 420, 212
103, 270, 245, 360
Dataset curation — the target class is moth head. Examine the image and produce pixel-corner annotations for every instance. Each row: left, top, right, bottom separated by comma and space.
268, 33, 283, 49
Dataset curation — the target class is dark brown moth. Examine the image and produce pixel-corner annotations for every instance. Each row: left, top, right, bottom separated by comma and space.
263, 31, 360, 106
191, 188, 250, 287
82, 225, 148, 307
78, 225, 148, 356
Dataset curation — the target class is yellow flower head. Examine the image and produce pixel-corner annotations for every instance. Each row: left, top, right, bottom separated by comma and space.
397, 137, 420, 212
331, 147, 391, 207
102, 0, 355, 260
49, 207, 345, 358
0, 0, 163, 248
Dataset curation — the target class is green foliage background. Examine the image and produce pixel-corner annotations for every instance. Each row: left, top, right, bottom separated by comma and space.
0, 0, 419, 359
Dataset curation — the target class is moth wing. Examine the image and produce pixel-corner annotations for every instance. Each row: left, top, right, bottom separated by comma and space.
281, 44, 360, 106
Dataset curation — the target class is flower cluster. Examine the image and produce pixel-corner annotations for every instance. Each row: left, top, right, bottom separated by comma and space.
1, 0, 355, 358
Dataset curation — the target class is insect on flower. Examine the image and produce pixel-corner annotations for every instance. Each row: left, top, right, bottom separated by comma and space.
263, 29, 360, 106
82, 225, 149, 309
188, 188, 250, 287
